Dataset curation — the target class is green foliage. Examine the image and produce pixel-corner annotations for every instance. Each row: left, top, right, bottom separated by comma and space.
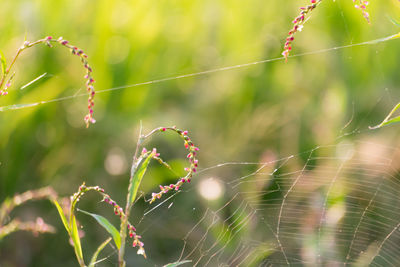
52, 199, 69, 234
163, 260, 192, 267
1, 0, 400, 266
78, 209, 121, 250
370, 102, 400, 129
0, 50, 6, 76
128, 153, 153, 206
89, 238, 112, 267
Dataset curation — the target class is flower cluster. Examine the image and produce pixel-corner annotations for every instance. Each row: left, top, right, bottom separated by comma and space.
0, 36, 96, 127
50, 36, 96, 127
282, 0, 372, 61
0, 217, 56, 238
282, 0, 322, 61
149, 126, 199, 204
0, 76, 13, 96
71, 183, 105, 205
102, 194, 145, 258
353, 0, 370, 23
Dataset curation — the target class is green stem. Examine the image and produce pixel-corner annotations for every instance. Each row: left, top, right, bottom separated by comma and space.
70, 190, 86, 267
0, 39, 45, 90
118, 125, 143, 267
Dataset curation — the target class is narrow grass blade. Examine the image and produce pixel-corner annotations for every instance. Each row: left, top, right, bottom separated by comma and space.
370, 102, 400, 129
129, 154, 152, 205
52, 200, 70, 234
88, 237, 112, 267
72, 215, 84, 260
387, 16, 400, 27
20, 72, 47, 90
0, 50, 6, 75
78, 209, 121, 250
163, 260, 192, 267
370, 116, 400, 129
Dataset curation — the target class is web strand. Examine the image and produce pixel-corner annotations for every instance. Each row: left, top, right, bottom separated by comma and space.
0, 32, 399, 113
135, 139, 400, 266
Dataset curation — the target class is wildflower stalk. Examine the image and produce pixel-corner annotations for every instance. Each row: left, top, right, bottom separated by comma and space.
0, 187, 57, 241
0, 36, 96, 127
53, 126, 198, 267
0, 187, 56, 240
0, 218, 55, 240
0, 186, 57, 224
282, 0, 371, 61
282, 0, 323, 61
118, 126, 199, 266
54, 184, 107, 267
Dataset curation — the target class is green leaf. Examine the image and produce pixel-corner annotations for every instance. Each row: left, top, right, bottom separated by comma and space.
163, 260, 192, 267
71, 215, 84, 260
387, 16, 400, 27
129, 154, 152, 205
0, 50, 6, 75
78, 209, 121, 250
52, 200, 70, 234
88, 237, 112, 267
371, 116, 400, 129
370, 102, 400, 129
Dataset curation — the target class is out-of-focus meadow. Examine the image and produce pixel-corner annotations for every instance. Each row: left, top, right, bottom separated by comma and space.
1, 0, 400, 266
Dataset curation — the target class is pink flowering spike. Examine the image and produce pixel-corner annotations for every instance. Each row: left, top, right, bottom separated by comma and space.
282, 0, 322, 61
142, 148, 148, 154
161, 127, 166, 131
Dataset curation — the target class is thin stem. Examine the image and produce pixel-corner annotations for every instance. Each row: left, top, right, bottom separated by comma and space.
133, 121, 143, 161
0, 37, 96, 126
69, 189, 86, 267
0, 39, 45, 89
118, 125, 144, 267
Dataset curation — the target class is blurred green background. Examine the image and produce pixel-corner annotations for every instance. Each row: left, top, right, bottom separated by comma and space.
1, 0, 400, 266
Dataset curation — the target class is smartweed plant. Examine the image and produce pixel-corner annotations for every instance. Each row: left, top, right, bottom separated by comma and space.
0, 187, 57, 240
0, 36, 96, 127
280, 1, 400, 130
52, 126, 199, 267
282, 0, 370, 61
0, 36, 197, 266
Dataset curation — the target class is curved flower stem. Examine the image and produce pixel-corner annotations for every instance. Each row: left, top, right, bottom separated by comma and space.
118, 125, 144, 267
0, 36, 96, 127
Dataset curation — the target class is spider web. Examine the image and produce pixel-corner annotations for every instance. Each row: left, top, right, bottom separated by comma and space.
132, 137, 400, 267
2, 3, 400, 266
76, 31, 400, 267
